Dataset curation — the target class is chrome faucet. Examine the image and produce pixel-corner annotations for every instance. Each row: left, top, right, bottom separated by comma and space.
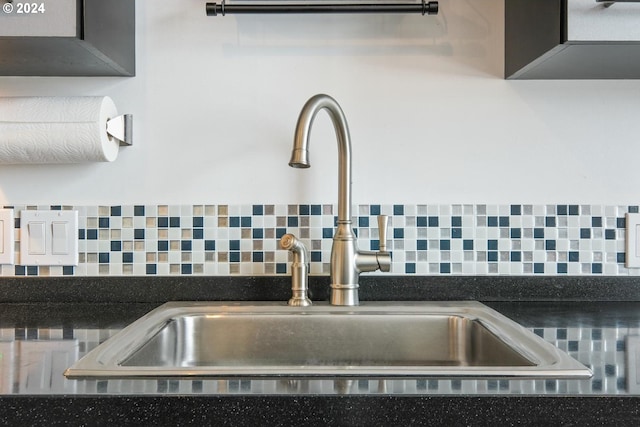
288, 94, 391, 306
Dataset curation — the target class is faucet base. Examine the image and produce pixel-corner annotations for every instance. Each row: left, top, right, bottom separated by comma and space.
330, 285, 359, 306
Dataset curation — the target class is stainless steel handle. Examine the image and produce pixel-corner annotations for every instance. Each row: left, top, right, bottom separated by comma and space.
206, 1, 439, 16
377, 215, 389, 252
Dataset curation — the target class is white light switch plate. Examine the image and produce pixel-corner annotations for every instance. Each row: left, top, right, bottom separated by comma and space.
626, 213, 640, 268
0, 209, 14, 265
20, 210, 78, 266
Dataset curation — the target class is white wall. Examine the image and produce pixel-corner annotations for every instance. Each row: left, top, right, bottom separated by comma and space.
0, 0, 639, 206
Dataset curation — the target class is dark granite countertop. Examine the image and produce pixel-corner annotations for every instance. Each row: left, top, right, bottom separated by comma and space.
1, 276, 639, 425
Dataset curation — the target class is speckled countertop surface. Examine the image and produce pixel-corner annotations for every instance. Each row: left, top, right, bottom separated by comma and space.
0, 276, 639, 425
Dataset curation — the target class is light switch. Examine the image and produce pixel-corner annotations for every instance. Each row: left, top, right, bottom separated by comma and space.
51, 222, 68, 255
20, 210, 78, 266
28, 222, 46, 255
0, 209, 14, 265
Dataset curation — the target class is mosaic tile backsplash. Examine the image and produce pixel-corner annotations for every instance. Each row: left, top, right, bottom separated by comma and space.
1, 204, 636, 277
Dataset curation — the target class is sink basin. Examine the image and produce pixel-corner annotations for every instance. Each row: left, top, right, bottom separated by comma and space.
64, 301, 591, 379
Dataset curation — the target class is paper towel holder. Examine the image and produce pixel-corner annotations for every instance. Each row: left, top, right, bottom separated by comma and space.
106, 114, 133, 146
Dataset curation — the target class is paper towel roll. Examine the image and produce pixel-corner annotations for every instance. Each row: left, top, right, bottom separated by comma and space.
0, 96, 120, 163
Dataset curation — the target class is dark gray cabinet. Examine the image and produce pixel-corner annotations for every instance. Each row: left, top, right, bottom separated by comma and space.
0, 0, 135, 76
506, 0, 640, 79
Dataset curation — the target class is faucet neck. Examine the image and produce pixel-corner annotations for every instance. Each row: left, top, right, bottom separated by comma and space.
292, 94, 352, 223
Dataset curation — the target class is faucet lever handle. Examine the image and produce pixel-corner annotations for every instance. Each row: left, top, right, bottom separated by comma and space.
377, 215, 389, 252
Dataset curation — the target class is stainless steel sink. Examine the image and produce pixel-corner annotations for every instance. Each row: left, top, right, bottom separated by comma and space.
64, 301, 591, 379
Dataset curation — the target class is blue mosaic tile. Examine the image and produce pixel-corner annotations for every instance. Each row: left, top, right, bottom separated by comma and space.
1, 203, 636, 277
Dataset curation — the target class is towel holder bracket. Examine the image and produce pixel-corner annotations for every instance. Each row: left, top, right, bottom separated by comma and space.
106, 114, 133, 146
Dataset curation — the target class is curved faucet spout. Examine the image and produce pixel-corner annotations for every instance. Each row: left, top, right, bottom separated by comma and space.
288, 94, 390, 306
289, 94, 352, 223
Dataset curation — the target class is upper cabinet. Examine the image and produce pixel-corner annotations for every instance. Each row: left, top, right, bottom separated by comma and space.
505, 0, 640, 79
0, 0, 135, 76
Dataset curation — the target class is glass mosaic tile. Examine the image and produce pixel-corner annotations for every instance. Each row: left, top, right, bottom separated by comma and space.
0, 204, 637, 277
